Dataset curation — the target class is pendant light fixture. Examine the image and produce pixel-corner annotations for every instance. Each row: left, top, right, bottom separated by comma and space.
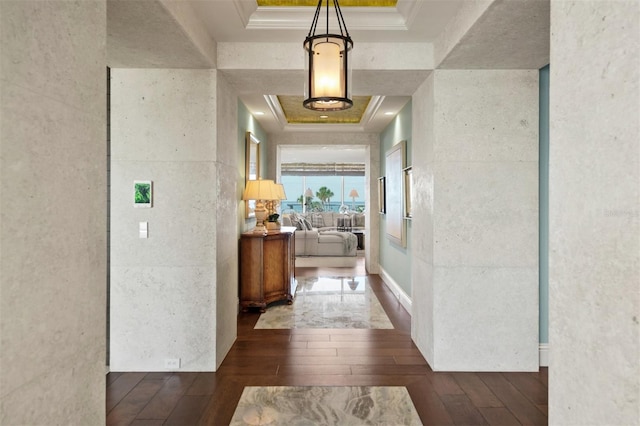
303, 0, 353, 111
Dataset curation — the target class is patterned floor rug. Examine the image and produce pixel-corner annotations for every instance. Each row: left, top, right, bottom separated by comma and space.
254, 276, 393, 329
230, 386, 422, 425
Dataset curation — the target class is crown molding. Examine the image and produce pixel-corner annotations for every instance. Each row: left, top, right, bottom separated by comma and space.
265, 95, 288, 130
396, 0, 422, 27
283, 123, 367, 132
232, 0, 257, 27
360, 95, 385, 127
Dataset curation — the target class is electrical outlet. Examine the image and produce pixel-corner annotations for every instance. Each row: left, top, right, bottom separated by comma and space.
164, 358, 180, 369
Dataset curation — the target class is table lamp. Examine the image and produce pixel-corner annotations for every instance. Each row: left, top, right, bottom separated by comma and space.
242, 179, 278, 233
348, 189, 359, 211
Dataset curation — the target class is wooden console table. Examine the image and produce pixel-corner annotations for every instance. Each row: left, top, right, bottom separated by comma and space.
239, 227, 296, 312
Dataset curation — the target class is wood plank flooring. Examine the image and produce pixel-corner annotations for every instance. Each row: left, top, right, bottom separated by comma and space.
107, 262, 548, 425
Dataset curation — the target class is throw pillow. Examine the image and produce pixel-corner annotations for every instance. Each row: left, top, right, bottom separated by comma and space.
301, 217, 313, 230
289, 212, 300, 229
311, 213, 325, 228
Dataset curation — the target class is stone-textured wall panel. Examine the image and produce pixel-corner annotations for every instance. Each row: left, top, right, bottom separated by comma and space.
0, 1, 106, 424
434, 70, 539, 162
110, 161, 216, 266
549, 1, 639, 424
411, 259, 435, 365
433, 266, 539, 371
110, 266, 216, 371
215, 163, 239, 263
110, 69, 218, 371
0, 362, 105, 426
216, 74, 239, 171
1, 1, 106, 116
433, 161, 538, 267
433, 0, 493, 67
412, 70, 539, 372
107, 0, 213, 68
160, 0, 217, 67
438, 0, 549, 69
215, 256, 239, 367
430, 70, 539, 371
110, 69, 216, 162
215, 73, 239, 367
410, 74, 435, 364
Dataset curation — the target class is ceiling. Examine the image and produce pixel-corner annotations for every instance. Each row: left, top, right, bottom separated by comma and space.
189, 0, 465, 43
278, 96, 372, 124
108, 0, 549, 133
186, 0, 466, 132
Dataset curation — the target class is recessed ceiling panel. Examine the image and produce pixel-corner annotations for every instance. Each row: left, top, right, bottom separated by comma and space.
278, 96, 371, 124
258, 0, 397, 7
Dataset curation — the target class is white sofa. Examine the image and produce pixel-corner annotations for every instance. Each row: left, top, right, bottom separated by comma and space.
302, 211, 365, 232
282, 212, 360, 257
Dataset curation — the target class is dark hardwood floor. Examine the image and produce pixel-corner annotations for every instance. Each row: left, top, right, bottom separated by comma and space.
107, 261, 548, 425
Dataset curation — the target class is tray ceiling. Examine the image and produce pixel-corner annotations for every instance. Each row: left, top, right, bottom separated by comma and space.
278, 96, 371, 124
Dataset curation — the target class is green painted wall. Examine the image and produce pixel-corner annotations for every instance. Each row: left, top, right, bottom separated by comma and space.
539, 65, 549, 344
238, 100, 268, 232
379, 101, 412, 297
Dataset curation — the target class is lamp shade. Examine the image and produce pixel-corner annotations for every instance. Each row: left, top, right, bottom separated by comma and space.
274, 183, 287, 200
348, 189, 359, 198
242, 179, 278, 201
304, 188, 313, 197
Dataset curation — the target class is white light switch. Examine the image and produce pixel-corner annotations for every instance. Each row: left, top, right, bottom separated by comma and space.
139, 221, 148, 238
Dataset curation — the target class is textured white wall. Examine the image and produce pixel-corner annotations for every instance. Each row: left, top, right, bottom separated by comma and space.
549, 1, 640, 424
215, 73, 239, 367
413, 70, 539, 371
107, 0, 214, 69
0, 1, 107, 424
433, 0, 493, 66
110, 69, 220, 371
411, 74, 436, 365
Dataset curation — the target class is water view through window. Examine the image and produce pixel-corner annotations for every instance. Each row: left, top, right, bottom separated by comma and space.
281, 175, 365, 213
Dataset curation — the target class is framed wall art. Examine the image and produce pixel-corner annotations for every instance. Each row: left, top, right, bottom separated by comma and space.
134, 180, 152, 208
245, 131, 260, 218
385, 141, 406, 247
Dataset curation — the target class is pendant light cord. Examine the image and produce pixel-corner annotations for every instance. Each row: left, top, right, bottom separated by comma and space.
306, 0, 351, 40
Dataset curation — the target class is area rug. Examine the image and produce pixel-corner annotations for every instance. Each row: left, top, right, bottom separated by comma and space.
229, 386, 422, 426
254, 276, 393, 329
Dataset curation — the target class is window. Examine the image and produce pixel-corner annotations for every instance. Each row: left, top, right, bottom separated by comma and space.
281, 173, 365, 213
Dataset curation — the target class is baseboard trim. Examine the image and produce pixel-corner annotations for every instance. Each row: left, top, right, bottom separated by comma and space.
539, 343, 549, 367
378, 266, 412, 315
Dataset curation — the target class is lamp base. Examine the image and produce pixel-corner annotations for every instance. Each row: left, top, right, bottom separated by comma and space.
253, 202, 268, 234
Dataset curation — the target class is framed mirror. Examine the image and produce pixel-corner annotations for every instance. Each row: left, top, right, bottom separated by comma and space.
245, 131, 260, 218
